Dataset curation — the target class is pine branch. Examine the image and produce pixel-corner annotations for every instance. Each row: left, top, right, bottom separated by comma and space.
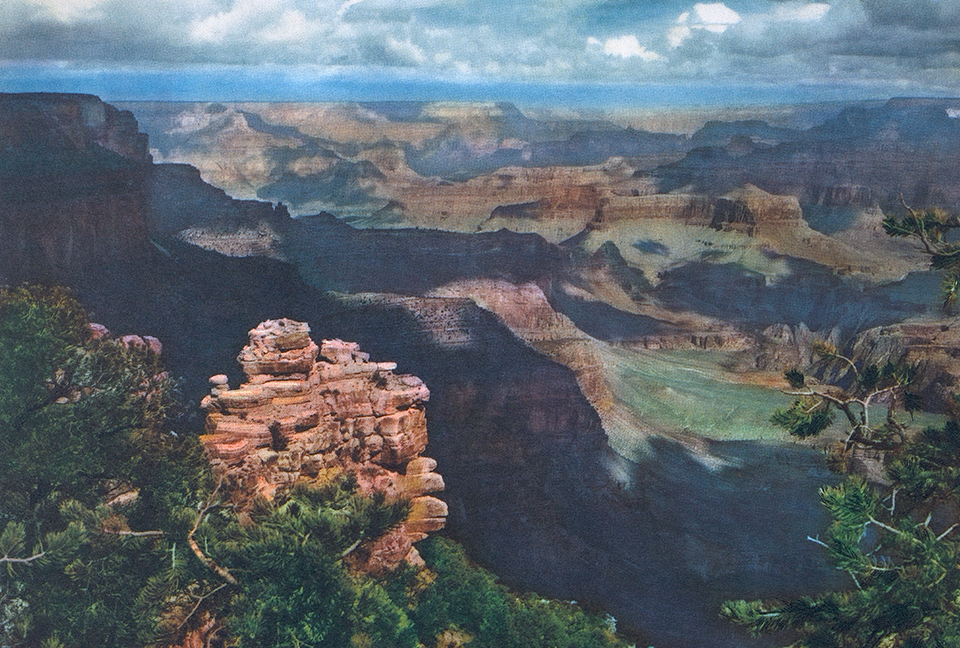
177, 583, 228, 632
868, 516, 921, 545
899, 195, 936, 254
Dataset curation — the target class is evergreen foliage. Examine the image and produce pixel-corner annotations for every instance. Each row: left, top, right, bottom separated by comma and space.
770, 342, 915, 452
883, 205, 960, 312
0, 285, 202, 647
211, 475, 415, 648
722, 423, 960, 647
404, 538, 629, 648
725, 203, 960, 646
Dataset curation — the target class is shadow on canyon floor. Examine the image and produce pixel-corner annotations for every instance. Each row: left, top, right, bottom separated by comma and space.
72, 243, 843, 648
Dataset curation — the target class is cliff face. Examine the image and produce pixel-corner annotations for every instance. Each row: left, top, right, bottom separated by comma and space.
847, 320, 960, 413
200, 319, 446, 574
0, 93, 151, 283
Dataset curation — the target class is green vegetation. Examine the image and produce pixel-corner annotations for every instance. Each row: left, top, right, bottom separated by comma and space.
723, 209, 960, 647
394, 537, 627, 648
722, 423, 960, 647
769, 342, 919, 453
0, 284, 203, 647
0, 284, 628, 648
883, 205, 960, 313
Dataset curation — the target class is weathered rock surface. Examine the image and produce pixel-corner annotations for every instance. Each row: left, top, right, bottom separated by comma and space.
200, 319, 446, 573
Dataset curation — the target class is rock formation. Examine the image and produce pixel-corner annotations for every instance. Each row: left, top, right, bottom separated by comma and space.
200, 319, 446, 573
0, 93, 152, 283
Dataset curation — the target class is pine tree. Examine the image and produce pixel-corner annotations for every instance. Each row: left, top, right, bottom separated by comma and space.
769, 341, 918, 453
0, 285, 204, 647
724, 204, 960, 647
722, 423, 960, 647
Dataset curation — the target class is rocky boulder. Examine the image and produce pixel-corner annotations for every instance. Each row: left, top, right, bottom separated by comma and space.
200, 319, 446, 573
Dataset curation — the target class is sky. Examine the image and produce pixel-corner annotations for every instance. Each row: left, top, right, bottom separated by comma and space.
2, 0, 960, 105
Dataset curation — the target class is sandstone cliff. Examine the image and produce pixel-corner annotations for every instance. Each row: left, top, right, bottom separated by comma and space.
200, 319, 446, 574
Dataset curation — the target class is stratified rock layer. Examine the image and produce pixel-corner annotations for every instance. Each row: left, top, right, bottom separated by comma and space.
200, 319, 446, 573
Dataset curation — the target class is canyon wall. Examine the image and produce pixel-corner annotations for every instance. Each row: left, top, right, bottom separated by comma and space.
200, 319, 447, 574
0, 93, 151, 283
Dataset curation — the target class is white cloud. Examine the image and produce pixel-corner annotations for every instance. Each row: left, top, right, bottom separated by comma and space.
691, 2, 741, 32
336, 0, 364, 19
670, 2, 741, 47
771, 3, 831, 22
258, 9, 320, 44
668, 24, 692, 48
385, 36, 428, 65
189, 0, 285, 44
32, 0, 106, 23
589, 35, 664, 61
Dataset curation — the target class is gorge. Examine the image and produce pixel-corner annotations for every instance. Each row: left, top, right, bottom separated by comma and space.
4, 92, 958, 647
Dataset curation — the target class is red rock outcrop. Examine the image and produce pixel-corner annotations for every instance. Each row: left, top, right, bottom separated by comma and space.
200, 319, 446, 573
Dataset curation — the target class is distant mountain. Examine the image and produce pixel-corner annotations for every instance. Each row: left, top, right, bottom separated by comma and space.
688, 119, 800, 148
647, 98, 960, 209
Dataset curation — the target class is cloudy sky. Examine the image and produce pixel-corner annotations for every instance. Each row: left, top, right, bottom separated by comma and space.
2, 0, 960, 104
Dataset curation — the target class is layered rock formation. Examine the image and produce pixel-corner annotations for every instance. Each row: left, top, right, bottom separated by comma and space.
200, 319, 446, 573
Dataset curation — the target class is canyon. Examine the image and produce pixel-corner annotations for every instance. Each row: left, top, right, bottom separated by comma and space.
5, 92, 960, 647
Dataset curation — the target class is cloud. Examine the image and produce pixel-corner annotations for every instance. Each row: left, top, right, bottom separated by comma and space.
32, 0, 108, 23
690, 2, 740, 32
337, 0, 365, 19
589, 35, 664, 60
667, 24, 692, 48
668, 2, 740, 47
189, 0, 288, 44
770, 2, 830, 21
257, 9, 321, 44
3, 0, 960, 97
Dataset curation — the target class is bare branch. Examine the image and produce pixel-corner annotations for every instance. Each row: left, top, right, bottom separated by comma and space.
102, 528, 166, 538
339, 538, 364, 559
187, 477, 238, 585
0, 552, 45, 565
885, 489, 899, 515
937, 524, 958, 542
869, 517, 921, 545
177, 583, 228, 632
